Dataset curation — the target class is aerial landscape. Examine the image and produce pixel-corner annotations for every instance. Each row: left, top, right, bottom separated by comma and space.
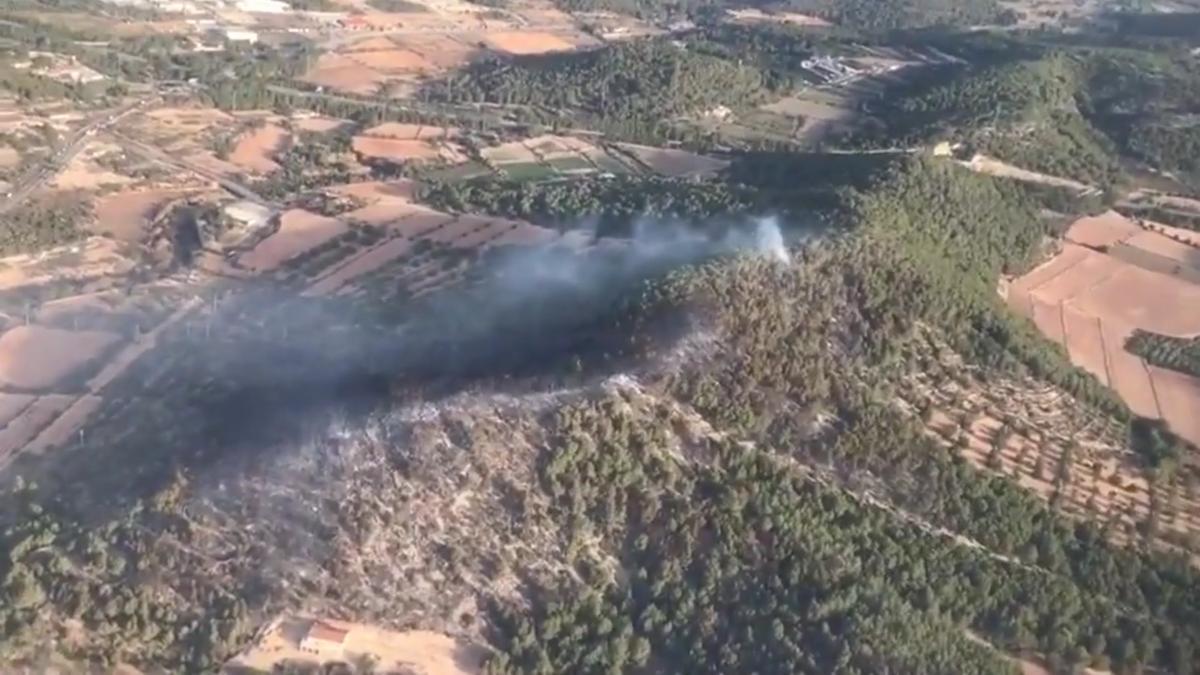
0, 0, 1198, 672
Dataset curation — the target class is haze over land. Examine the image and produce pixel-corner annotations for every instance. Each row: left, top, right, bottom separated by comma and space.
0, 0, 1197, 672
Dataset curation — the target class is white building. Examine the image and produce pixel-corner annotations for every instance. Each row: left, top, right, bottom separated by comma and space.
223, 28, 259, 43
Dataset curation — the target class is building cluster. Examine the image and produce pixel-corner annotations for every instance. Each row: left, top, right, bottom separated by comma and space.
799, 56, 863, 85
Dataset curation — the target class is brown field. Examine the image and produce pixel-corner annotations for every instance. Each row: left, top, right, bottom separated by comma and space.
1122, 230, 1200, 270
1061, 304, 1110, 385
26, 394, 103, 454
239, 210, 349, 272
1070, 263, 1200, 336
343, 200, 426, 226
386, 211, 457, 238
0, 146, 19, 169
293, 115, 351, 134
302, 54, 389, 95
229, 124, 291, 174
327, 180, 417, 203
225, 617, 485, 675
349, 48, 435, 73
353, 136, 443, 161
52, 157, 133, 190
483, 31, 575, 54
1029, 297, 1065, 344
1149, 366, 1200, 447
0, 393, 34, 427
1026, 245, 1122, 305
0, 326, 123, 390
345, 35, 403, 52
616, 142, 729, 177
489, 221, 558, 247
0, 394, 74, 464
306, 237, 414, 295
92, 189, 191, 241
1065, 210, 1142, 248
1142, 220, 1200, 247
1099, 319, 1160, 419
1008, 210, 1200, 454
363, 122, 458, 140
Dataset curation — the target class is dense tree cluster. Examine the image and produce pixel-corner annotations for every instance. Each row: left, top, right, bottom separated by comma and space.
424, 40, 778, 132
1126, 331, 1200, 379
0, 194, 89, 256
852, 54, 1122, 188
486, 392, 1200, 674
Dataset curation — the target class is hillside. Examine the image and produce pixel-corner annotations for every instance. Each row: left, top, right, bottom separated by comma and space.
425, 40, 777, 136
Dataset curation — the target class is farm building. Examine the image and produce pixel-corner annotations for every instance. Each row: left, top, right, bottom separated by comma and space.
299, 621, 349, 656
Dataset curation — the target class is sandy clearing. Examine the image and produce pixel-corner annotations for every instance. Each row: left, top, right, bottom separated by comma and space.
0, 393, 35, 428
229, 124, 290, 174
725, 8, 832, 25
1072, 264, 1200, 337
92, 189, 191, 241
1062, 304, 1110, 386
227, 618, 485, 675
239, 210, 349, 272
37, 292, 118, 324
1149, 366, 1200, 447
761, 96, 852, 120
962, 154, 1098, 195
293, 115, 351, 133
353, 136, 442, 161
1065, 210, 1141, 248
617, 143, 728, 177
483, 31, 575, 55
1099, 319, 1160, 419
0, 394, 74, 464
306, 237, 414, 295
0, 326, 123, 390
26, 394, 103, 454
1121, 230, 1200, 271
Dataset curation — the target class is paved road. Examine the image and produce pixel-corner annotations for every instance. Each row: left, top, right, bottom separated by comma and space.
111, 132, 279, 208
0, 98, 153, 215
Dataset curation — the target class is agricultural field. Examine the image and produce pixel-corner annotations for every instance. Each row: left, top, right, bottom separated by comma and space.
1005, 210, 1200, 446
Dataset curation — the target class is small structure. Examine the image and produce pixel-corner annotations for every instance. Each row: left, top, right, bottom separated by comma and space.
299, 621, 349, 657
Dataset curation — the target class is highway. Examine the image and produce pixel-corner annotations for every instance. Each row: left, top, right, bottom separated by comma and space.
111, 132, 279, 208
0, 98, 154, 215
